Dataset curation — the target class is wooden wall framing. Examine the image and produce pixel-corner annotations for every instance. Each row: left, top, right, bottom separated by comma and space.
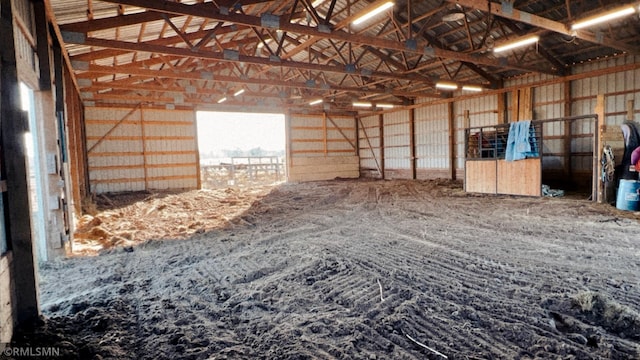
288, 112, 359, 182
85, 105, 199, 193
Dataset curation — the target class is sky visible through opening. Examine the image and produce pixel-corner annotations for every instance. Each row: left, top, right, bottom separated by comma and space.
196, 111, 285, 164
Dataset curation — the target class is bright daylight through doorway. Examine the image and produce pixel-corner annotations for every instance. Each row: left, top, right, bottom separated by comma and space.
196, 111, 286, 189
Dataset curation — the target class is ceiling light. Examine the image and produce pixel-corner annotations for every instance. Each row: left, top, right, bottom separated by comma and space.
233, 89, 245, 96
352, 1, 394, 26
353, 102, 373, 107
376, 103, 395, 108
493, 35, 539, 53
435, 82, 458, 90
309, 99, 323, 105
571, 5, 636, 30
462, 85, 483, 92
217, 97, 227, 104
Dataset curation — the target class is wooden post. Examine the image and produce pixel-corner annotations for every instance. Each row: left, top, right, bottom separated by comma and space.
409, 106, 416, 179
627, 100, 635, 121
322, 111, 328, 156
595, 94, 605, 203
193, 110, 201, 189
140, 106, 148, 190
379, 114, 385, 179
497, 92, 507, 124
1, 0, 39, 322
285, 110, 292, 180
511, 90, 519, 122
33, 0, 51, 91
563, 80, 573, 178
448, 102, 456, 180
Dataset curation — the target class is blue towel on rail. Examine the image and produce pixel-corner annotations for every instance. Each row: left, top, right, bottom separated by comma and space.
506, 120, 538, 161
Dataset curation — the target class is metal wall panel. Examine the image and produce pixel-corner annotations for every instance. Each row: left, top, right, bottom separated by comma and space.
86, 107, 198, 193
383, 111, 410, 171
358, 115, 381, 174
415, 103, 448, 169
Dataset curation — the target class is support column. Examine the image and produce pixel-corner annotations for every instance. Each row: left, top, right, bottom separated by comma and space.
448, 102, 456, 180
378, 114, 385, 179
1, 0, 39, 322
409, 106, 416, 179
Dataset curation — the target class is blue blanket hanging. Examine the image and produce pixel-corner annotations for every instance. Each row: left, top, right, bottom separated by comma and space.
506, 120, 539, 161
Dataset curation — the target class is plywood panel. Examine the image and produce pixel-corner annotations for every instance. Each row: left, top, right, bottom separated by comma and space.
497, 159, 541, 196
288, 156, 359, 182
465, 160, 497, 194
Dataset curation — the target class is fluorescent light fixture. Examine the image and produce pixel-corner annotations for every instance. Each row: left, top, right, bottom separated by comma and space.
462, 85, 483, 92
217, 97, 227, 104
309, 99, 323, 105
493, 35, 539, 53
353, 102, 373, 107
376, 103, 395, 108
435, 82, 458, 90
571, 5, 636, 30
352, 1, 394, 26
233, 89, 245, 96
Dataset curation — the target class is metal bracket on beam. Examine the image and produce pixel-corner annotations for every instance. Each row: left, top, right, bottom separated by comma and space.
405, 39, 417, 51
61, 31, 86, 44
186, 85, 196, 94
423, 46, 435, 57
261, 13, 280, 29
219, 6, 229, 15
199, 72, 214, 80
70, 60, 89, 71
501, 1, 514, 16
305, 79, 316, 87
77, 78, 92, 88
345, 64, 356, 73
318, 24, 331, 33
269, 55, 281, 62
223, 49, 240, 61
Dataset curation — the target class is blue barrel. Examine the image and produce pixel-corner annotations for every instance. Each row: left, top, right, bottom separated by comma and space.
616, 179, 640, 211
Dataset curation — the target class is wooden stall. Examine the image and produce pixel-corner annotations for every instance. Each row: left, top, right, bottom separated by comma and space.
465, 115, 598, 198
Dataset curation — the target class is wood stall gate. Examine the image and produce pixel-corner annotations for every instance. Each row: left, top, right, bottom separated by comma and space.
464, 115, 598, 198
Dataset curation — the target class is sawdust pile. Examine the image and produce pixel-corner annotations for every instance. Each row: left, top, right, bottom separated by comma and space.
73, 186, 274, 256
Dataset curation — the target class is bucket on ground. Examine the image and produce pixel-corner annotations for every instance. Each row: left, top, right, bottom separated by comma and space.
616, 179, 640, 211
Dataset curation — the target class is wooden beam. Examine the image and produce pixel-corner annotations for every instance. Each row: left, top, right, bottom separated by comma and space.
448, 101, 456, 180
60, 11, 180, 33
564, 80, 572, 178
379, 114, 385, 179
97, 0, 553, 75
447, 0, 639, 55
595, 94, 605, 203
87, 104, 141, 153
33, 0, 51, 91
66, 36, 428, 85
409, 106, 416, 179
627, 99, 635, 121
0, 0, 39, 323
77, 63, 428, 99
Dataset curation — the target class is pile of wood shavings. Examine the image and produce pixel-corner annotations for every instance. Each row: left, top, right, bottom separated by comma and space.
73, 186, 274, 256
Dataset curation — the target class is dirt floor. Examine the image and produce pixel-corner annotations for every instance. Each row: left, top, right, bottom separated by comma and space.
8, 179, 640, 359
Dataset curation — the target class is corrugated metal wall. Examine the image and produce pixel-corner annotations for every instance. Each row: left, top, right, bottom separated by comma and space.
415, 102, 449, 178
289, 113, 359, 181
357, 115, 381, 177
358, 55, 639, 185
86, 106, 199, 193
383, 111, 411, 178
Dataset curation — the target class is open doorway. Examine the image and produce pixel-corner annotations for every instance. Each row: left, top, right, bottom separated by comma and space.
20, 82, 48, 262
196, 111, 286, 189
